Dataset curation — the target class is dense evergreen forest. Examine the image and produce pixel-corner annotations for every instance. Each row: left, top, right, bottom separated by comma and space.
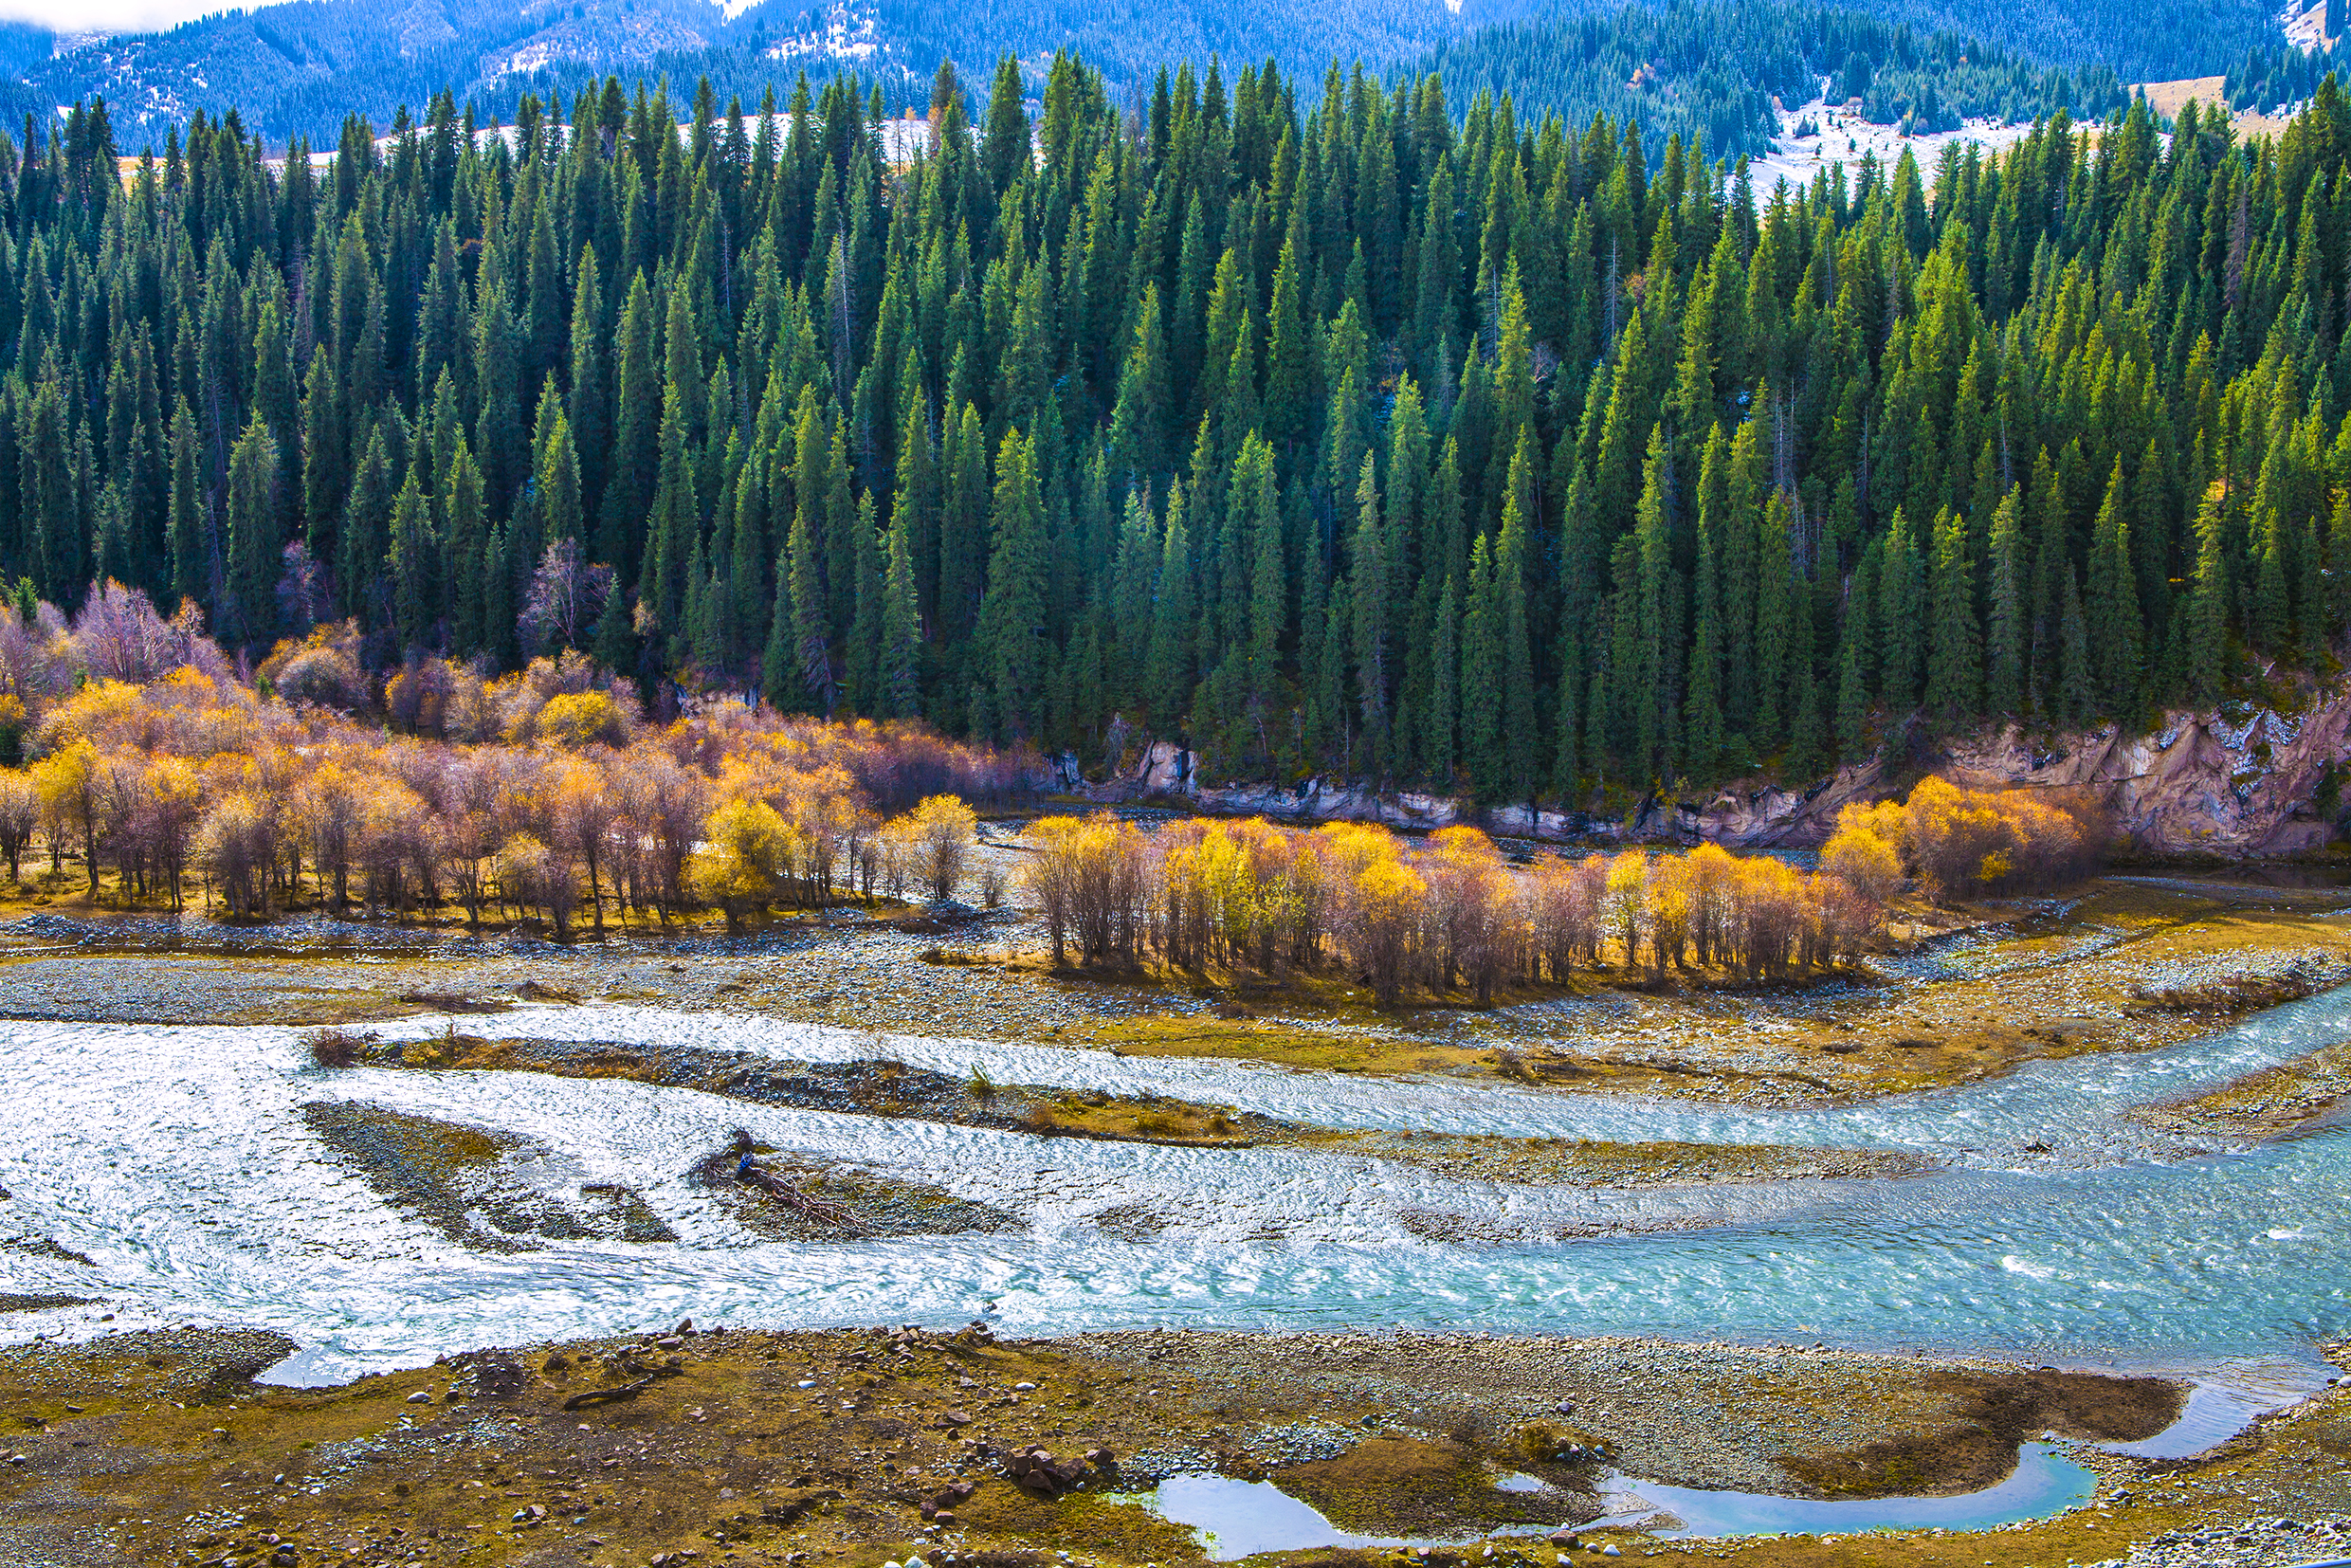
3, 55, 2351, 811
2227, 37, 2351, 116
1874, 0, 2285, 85
1409, 0, 2131, 167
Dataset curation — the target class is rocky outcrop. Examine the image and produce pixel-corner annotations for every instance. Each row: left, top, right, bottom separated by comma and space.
1050, 692, 2351, 858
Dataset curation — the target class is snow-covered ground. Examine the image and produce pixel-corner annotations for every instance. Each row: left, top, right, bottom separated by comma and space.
1745, 82, 2035, 198
2283, 0, 2336, 52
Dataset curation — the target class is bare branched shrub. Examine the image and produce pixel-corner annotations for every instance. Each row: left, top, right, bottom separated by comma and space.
304, 1029, 366, 1068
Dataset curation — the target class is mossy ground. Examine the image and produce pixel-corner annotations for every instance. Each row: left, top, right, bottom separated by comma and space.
2, 1329, 2341, 1568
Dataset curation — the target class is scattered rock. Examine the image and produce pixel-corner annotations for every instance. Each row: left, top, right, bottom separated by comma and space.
1001, 1444, 1105, 1498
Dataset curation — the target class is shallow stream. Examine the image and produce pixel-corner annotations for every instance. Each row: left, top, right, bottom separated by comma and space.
0, 994, 2344, 1403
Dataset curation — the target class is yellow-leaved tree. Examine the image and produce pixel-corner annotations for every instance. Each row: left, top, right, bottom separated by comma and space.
691, 797, 791, 931
904, 793, 977, 902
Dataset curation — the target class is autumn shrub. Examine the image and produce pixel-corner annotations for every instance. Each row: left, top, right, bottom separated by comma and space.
1340, 854, 1427, 1005
902, 794, 977, 902
535, 691, 630, 749
304, 1029, 365, 1068
1821, 805, 1905, 904
1826, 778, 2102, 901
272, 645, 371, 710
1024, 812, 1148, 966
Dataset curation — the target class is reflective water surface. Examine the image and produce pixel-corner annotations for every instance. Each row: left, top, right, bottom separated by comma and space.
1115, 1446, 2102, 1556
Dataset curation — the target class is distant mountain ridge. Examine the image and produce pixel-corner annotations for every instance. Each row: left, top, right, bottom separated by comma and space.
0, 0, 2312, 151
0, 0, 1547, 145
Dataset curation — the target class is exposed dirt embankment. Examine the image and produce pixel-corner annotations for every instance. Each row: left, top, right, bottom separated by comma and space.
1058, 691, 2351, 856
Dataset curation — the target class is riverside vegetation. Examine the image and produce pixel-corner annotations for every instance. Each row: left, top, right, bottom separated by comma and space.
0, 592, 2098, 1000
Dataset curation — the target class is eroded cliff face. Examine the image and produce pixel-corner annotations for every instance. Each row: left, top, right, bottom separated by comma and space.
1047, 692, 2351, 857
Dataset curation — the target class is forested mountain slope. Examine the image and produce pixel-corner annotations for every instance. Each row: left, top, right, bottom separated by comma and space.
1878, 0, 2284, 82
1407, 0, 2136, 168
0, 0, 785, 145
2, 58, 2351, 816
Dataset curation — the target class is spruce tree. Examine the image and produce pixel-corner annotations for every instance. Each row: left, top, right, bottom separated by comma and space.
1493, 475, 1537, 798
593, 578, 638, 685
1985, 485, 2027, 718
787, 483, 835, 714
2086, 462, 2143, 715
1144, 483, 1196, 727
2188, 483, 2232, 704
939, 401, 988, 645
599, 270, 659, 574
1427, 572, 1458, 781
639, 384, 698, 645
2027, 448, 2069, 713
444, 444, 487, 656
389, 472, 438, 650
761, 547, 797, 708
976, 428, 1048, 740
1242, 440, 1286, 732
1460, 533, 1502, 797
167, 397, 204, 611
1349, 452, 1391, 776
1753, 490, 1794, 747
1685, 494, 1724, 781
1109, 489, 1160, 710
879, 505, 922, 720
1262, 235, 1309, 446
1877, 508, 1925, 716
568, 251, 610, 526
225, 416, 280, 649
1925, 505, 1980, 720
847, 492, 884, 712
2058, 569, 2095, 724
981, 56, 1030, 197
483, 522, 515, 669
341, 426, 393, 626
2252, 510, 2291, 654
301, 351, 345, 559
1107, 285, 1171, 483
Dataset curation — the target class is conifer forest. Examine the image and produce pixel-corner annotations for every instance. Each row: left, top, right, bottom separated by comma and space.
4, 57, 2351, 809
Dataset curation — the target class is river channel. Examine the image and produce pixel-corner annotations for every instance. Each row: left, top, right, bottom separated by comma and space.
0, 993, 2343, 1401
